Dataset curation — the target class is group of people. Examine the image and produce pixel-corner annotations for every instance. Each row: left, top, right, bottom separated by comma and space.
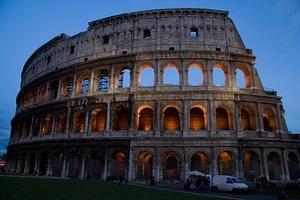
184, 175, 211, 192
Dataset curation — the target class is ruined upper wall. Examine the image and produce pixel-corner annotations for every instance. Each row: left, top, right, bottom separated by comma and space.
21, 8, 250, 88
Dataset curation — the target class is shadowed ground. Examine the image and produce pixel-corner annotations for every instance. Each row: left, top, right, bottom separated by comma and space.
0, 176, 223, 200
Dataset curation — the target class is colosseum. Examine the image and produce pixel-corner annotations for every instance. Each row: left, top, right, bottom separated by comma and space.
5, 8, 300, 184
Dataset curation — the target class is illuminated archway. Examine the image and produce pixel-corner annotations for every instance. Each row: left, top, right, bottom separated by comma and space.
138, 107, 153, 131
190, 152, 208, 174
190, 107, 205, 130
137, 151, 153, 181
164, 152, 180, 180
243, 151, 261, 181
218, 151, 234, 176
163, 107, 180, 130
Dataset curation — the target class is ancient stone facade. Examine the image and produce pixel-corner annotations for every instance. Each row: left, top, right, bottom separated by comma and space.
6, 8, 300, 183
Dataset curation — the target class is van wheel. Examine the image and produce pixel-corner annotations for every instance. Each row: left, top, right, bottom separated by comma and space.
211, 186, 218, 192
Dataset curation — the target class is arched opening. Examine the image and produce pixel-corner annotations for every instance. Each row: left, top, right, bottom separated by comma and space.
38, 83, 47, 102
28, 152, 36, 174
42, 113, 52, 134
235, 69, 246, 88
235, 67, 251, 88
98, 70, 109, 92
164, 152, 180, 180
218, 151, 234, 176
68, 151, 82, 178
118, 69, 131, 88
240, 108, 256, 131
52, 151, 63, 177
110, 151, 127, 180
30, 88, 38, 104
268, 152, 282, 180
48, 81, 59, 100
143, 29, 151, 38
216, 107, 230, 130
243, 152, 261, 181
139, 67, 154, 87
190, 152, 208, 174
188, 66, 203, 86
61, 77, 73, 97
73, 111, 85, 133
190, 107, 205, 130
137, 151, 153, 181
114, 106, 129, 131
39, 152, 48, 176
163, 107, 180, 131
163, 66, 179, 85
81, 78, 90, 94
23, 118, 31, 137
91, 109, 106, 132
288, 153, 300, 180
56, 112, 66, 133
32, 116, 41, 136
263, 109, 276, 132
138, 107, 153, 131
86, 151, 103, 179
213, 67, 226, 86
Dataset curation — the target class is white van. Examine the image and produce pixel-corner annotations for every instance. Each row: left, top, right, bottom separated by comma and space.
211, 175, 248, 192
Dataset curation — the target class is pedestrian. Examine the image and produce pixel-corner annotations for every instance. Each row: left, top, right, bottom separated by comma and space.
150, 176, 156, 187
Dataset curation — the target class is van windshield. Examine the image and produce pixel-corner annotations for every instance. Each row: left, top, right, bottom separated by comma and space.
231, 178, 242, 183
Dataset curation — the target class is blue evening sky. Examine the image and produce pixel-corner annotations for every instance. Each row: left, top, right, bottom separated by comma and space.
0, 0, 299, 154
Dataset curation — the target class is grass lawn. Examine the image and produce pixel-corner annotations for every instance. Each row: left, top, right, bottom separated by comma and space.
0, 176, 223, 200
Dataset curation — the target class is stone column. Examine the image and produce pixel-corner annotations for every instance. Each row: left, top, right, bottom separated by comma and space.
102, 148, 108, 180
155, 101, 160, 137
211, 149, 217, 176
84, 109, 89, 133
46, 152, 52, 176
89, 69, 94, 95
34, 154, 39, 176
45, 81, 50, 101
154, 148, 161, 181
71, 73, 77, 97
208, 100, 215, 135
61, 153, 67, 178
256, 102, 264, 132
155, 60, 162, 89
24, 153, 29, 174
105, 102, 111, 132
207, 64, 213, 89
276, 104, 283, 133
39, 116, 43, 137
281, 149, 290, 181
66, 104, 71, 133
262, 149, 269, 180
237, 147, 244, 178
80, 153, 86, 179
128, 146, 133, 181
29, 115, 35, 138
109, 66, 115, 93
51, 113, 56, 134
181, 60, 187, 88
57, 79, 62, 99
182, 100, 188, 136
235, 101, 241, 138
231, 63, 237, 89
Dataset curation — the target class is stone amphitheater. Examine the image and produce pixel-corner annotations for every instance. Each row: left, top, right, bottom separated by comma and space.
5, 8, 300, 183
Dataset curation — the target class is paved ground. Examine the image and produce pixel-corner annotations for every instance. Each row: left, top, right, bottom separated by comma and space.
132, 181, 299, 200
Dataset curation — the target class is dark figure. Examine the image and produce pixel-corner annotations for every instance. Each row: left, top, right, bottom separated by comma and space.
204, 177, 210, 193
150, 176, 156, 187
277, 190, 288, 200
